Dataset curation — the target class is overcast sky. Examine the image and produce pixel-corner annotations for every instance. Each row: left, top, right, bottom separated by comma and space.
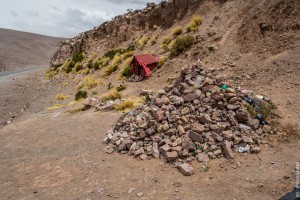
0, 0, 161, 38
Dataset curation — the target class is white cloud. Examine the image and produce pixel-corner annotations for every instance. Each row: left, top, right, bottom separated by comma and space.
0, 0, 161, 38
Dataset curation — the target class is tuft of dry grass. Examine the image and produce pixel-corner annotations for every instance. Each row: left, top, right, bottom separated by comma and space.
186, 15, 202, 32
83, 76, 104, 89
55, 94, 70, 101
114, 98, 144, 112
172, 27, 183, 36
114, 100, 135, 111
158, 55, 169, 67
137, 35, 149, 48
45, 68, 58, 79
101, 89, 122, 101
46, 104, 64, 111
162, 36, 172, 45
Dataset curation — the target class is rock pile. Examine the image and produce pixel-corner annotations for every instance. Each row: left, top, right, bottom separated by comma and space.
104, 62, 274, 171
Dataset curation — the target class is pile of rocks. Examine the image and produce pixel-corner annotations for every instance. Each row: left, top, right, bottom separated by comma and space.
104, 62, 274, 173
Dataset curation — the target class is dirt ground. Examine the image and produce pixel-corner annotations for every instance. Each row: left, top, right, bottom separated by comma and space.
0, 71, 299, 200
1, 0, 300, 199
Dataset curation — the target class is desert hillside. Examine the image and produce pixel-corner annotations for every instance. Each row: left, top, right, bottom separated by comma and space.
0, 28, 65, 70
0, 0, 299, 199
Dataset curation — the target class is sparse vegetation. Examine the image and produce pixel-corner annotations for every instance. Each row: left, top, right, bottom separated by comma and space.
162, 36, 172, 45
186, 15, 202, 32
46, 104, 64, 111
116, 84, 126, 91
75, 91, 88, 101
101, 89, 121, 101
55, 94, 70, 101
121, 65, 133, 78
170, 35, 195, 56
83, 75, 104, 89
172, 27, 183, 36
149, 34, 158, 45
114, 99, 135, 111
66, 61, 75, 74
62, 82, 69, 87
158, 55, 169, 68
67, 101, 77, 107
75, 63, 83, 72
45, 68, 58, 79
137, 35, 149, 48
104, 49, 122, 60
72, 52, 84, 63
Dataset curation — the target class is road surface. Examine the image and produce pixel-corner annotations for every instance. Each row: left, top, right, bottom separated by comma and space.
0, 66, 48, 80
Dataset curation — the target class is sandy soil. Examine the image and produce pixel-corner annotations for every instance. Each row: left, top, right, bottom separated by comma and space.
0, 71, 299, 200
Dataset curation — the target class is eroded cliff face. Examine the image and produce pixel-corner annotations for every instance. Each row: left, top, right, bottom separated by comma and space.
50, 0, 204, 68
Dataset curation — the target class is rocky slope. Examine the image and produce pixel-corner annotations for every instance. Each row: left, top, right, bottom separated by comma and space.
48, 0, 300, 131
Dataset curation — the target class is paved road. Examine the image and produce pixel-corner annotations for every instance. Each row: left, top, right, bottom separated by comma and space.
0, 66, 48, 80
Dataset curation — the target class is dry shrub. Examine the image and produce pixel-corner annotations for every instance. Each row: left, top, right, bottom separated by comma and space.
101, 89, 122, 101
114, 100, 135, 111
187, 15, 202, 32
55, 94, 70, 101
172, 27, 183, 36
83, 76, 104, 89
46, 104, 64, 111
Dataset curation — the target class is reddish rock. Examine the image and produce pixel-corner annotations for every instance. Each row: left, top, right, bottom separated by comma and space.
188, 130, 203, 143
178, 163, 194, 176
211, 92, 224, 101
163, 151, 178, 162
177, 125, 186, 136
198, 114, 212, 124
197, 153, 210, 162
236, 109, 250, 122
191, 123, 205, 134
154, 109, 165, 122
222, 141, 234, 159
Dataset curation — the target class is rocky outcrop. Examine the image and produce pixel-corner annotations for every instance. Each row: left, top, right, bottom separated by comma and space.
50, 0, 204, 67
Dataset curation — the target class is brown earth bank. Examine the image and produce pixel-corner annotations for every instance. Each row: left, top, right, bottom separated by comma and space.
0, 0, 300, 199
0, 28, 65, 70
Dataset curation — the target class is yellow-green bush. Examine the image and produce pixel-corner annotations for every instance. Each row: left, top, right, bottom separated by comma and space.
172, 27, 183, 36
170, 35, 195, 56
149, 34, 158, 45
46, 104, 64, 111
99, 57, 110, 68
84, 76, 104, 89
45, 68, 58, 79
137, 35, 149, 48
162, 36, 172, 45
119, 57, 134, 78
158, 55, 169, 67
186, 15, 202, 32
55, 94, 70, 101
75, 63, 83, 72
101, 89, 122, 101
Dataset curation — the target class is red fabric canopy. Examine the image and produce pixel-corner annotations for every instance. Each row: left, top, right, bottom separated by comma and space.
133, 54, 159, 76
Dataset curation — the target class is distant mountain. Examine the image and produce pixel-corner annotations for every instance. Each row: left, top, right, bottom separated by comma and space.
0, 28, 66, 70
